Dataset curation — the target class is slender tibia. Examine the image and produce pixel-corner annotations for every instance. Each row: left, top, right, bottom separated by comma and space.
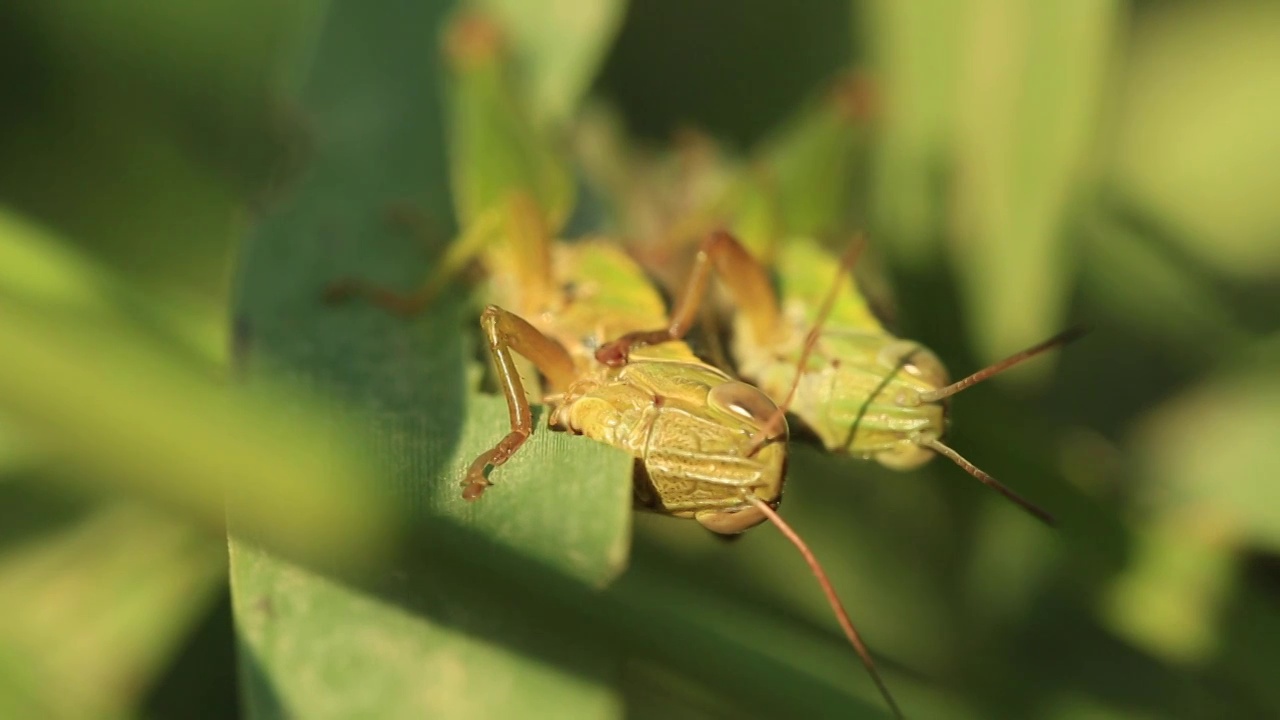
465, 305, 576, 500
596, 230, 781, 365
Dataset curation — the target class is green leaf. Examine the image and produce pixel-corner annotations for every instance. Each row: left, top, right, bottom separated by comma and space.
229, 1, 632, 716
0, 208, 224, 368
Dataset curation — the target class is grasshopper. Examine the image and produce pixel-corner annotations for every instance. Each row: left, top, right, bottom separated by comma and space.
590, 78, 1080, 526
327, 12, 905, 718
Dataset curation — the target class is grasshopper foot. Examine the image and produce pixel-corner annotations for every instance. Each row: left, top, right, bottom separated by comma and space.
461, 477, 491, 501
462, 453, 495, 501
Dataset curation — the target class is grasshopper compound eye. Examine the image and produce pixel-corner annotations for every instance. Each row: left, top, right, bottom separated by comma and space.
878, 340, 949, 391
903, 348, 948, 390
709, 381, 784, 436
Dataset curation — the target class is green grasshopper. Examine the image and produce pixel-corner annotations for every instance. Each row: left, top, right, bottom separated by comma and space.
326, 12, 904, 718
590, 78, 1079, 526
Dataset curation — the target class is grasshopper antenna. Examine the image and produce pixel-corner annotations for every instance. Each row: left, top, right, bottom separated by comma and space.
748, 235, 865, 454
919, 437, 1056, 526
744, 495, 905, 719
911, 327, 1087, 527
916, 326, 1089, 403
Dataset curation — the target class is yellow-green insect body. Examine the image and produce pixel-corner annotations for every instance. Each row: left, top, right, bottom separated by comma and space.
734, 237, 948, 471
591, 78, 1071, 524
522, 240, 788, 532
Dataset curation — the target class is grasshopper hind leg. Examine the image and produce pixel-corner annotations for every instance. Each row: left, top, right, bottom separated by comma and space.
465, 305, 577, 500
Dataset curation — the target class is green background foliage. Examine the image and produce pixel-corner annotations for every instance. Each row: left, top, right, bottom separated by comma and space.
1, 0, 1278, 718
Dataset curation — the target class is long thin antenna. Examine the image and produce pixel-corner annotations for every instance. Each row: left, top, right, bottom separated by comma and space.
744, 494, 905, 720
920, 438, 1056, 526
748, 236, 865, 454
917, 326, 1088, 403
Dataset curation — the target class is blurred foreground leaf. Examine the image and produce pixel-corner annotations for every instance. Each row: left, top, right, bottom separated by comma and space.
0, 498, 224, 719
1131, 345, 1280, 551
0, 208, 224, 368
0, 289, 394, 568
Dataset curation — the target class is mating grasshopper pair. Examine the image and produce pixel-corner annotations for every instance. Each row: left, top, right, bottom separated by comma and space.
582, 67, 1082, 527
329, 10, 1080, 720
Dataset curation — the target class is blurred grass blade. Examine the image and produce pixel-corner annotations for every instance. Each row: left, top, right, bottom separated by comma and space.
0, 208, 225, 367
1110, 1, 1280, 280
0, 414, 40, 475
861, 0, 966, 262
0, 500, 225, 719
863, 0, 1119, 365
0, 231, 396, 567
949, 0, 1119, 363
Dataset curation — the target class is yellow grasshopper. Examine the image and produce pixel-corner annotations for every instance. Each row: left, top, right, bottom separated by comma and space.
326, 11, 905, 718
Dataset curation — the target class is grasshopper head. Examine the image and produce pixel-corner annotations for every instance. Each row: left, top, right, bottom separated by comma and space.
693, 380, 790, 534
871, 340, 952, 471
630, 373, 789, 535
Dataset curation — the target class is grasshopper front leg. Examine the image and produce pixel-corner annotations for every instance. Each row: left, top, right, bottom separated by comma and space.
466, 304, 577, 500
596, 229, 779, 365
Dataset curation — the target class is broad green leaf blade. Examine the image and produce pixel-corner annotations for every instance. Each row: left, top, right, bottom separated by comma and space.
230, 0, 631, 716
0, 497, 224, 719
231, 536, 623, 720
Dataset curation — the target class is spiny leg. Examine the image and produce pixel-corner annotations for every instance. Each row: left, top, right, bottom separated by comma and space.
465, 304, 577, 500
596, 229, 781, 365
